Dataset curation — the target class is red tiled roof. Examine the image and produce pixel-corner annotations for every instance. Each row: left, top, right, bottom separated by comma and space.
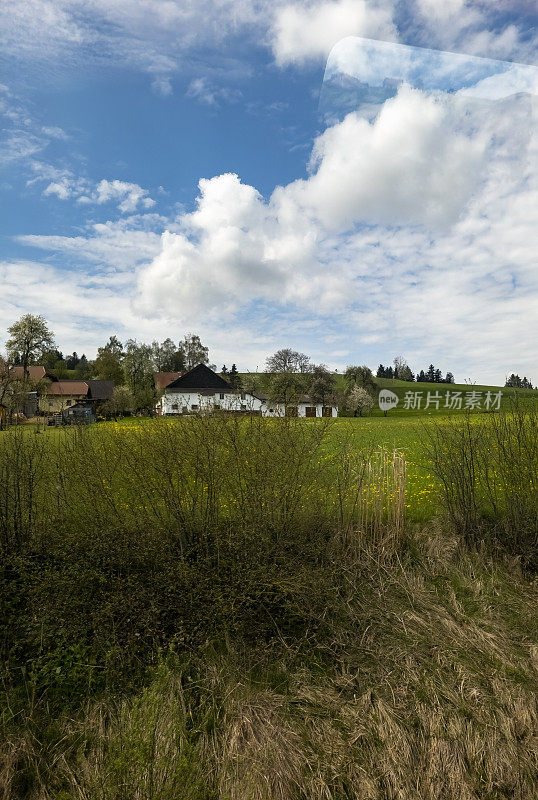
48, 381, 89, 396
8, 365, 47, 383
154, 371, 185, 390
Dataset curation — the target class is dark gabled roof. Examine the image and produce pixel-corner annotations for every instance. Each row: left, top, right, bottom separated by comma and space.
166, 364, 232, 391
87, 380, 114, 401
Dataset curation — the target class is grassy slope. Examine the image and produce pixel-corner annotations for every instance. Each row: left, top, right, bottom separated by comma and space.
242, 372, 538, 417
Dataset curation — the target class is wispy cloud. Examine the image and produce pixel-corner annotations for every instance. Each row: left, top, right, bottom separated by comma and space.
27, 165, 156, 214
2, 0, 535, 98
186, 77, 242, 106
16, 214, 165, 268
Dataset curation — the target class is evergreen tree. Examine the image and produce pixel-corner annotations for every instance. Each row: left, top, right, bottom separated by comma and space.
75, 355, 90, 379
376, 364, 385, 378
228, 364, 242, 390
417, 370, 426, 382
434, 368, 443, 383
93, 336, 124, 384
445, 372, 455, 384
386, 366, 394, 379
66, 352, 79, 370
426, 364, 436, 382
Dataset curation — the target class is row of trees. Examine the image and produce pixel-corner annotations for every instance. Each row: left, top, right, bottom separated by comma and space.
416, 365, 455, 384
505, 374, 534, 389
377, 357, 454, 384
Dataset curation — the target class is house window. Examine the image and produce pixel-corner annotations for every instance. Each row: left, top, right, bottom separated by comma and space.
191, 404, 198, 411
240, 404, 247, 411
305, 406, 317, 418
182, 406, 188, 414
219, 393, 225, 400
65, 399, 71, 406
322, 406, 332, 418
214, 403, 221, 410
171, 403, 178, 410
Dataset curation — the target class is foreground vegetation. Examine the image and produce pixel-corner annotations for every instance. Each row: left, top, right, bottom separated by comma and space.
1, 412, 537, 798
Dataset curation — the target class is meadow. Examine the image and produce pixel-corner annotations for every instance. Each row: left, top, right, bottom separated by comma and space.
1, 408, 537, 798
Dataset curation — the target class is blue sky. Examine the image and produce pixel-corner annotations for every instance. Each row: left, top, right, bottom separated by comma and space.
1, 0, 537, 382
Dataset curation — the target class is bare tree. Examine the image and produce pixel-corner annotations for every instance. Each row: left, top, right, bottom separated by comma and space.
266, 348, 311, 373
344, 365, 376, 393
393, 356, 415, 382
308, 364, 336, 406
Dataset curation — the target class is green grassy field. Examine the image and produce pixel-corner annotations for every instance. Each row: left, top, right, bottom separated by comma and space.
20, 402, 535, 524
323, 416, 438, 520
17, 414, 448, 522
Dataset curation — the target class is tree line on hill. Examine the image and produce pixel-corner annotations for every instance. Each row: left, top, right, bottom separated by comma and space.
505, 373, 534, 389
376, 357, 454, 384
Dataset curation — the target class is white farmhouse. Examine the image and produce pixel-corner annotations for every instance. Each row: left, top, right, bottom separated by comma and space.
159, 364, 338, 418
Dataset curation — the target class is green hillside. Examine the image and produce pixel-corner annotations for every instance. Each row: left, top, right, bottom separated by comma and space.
240, 372, 538, 417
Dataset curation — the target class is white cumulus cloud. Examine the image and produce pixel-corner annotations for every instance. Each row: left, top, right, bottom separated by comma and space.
272, 0, 397, 66
136, 85, 488, 319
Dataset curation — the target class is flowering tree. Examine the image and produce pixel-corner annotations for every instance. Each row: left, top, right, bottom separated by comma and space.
347, 385, 374, 417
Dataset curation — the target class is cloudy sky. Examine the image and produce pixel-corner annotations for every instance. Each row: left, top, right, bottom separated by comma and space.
1, 0, 537, 382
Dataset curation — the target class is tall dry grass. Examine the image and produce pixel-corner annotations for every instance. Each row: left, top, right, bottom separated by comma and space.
4, 526, 536, 800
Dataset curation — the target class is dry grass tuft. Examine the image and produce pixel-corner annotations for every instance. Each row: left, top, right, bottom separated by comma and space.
218, 690, 304, 800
